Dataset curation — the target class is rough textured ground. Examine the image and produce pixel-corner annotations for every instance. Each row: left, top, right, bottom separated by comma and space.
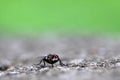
0, 36, 120, 80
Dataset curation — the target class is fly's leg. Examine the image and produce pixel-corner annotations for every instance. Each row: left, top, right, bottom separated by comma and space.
34, 59, 42, 66
59, 58, 65, 66
34, 59, 43, 69
35, 59, 43, 66
51, 64, 54, 67
43, 60, 46, 67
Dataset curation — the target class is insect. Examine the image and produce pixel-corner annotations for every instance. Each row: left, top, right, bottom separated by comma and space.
36, 54, 65, 67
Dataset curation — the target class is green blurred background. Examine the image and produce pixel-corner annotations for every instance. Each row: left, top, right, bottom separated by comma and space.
0, 0, 120, 36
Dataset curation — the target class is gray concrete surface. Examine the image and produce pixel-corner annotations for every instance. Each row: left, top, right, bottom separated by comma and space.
0, 36, 120, 80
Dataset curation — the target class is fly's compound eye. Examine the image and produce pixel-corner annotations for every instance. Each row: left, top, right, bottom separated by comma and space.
54, 55, 59, 58
52, 55, 59, 61
47, 54, 59, 61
